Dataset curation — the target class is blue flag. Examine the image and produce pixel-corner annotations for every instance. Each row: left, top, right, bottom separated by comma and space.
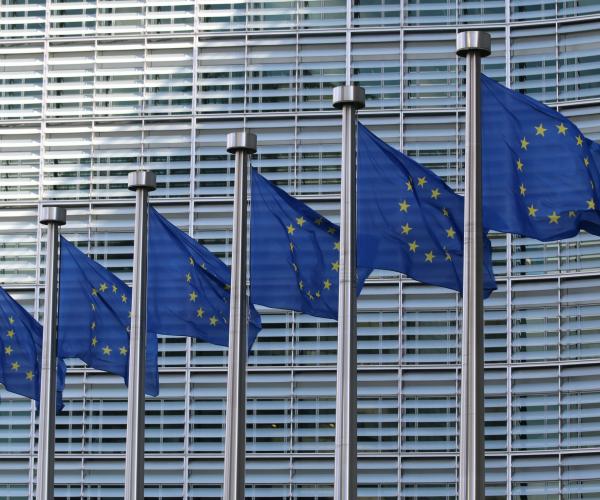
357, 122, 497, 297
250, 168, 371, 319
147, 206, 262, 348
481, 74, 600, 241
58, 238, 159, 396
0, 286, 65, 410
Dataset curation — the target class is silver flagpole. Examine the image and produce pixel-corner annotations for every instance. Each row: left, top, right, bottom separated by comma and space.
37, 206, 67, 500
332, 85, 365, 500
223, 131, 256, 500
124, 170, 156, 500
456, 31, 491, 500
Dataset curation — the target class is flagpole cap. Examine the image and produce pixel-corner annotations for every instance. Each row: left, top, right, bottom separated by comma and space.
226, 132, 257, 154
332, 85, 366, 110
39, 206, 66, 226
456, 31, 491, 57
127, 170, 156, 191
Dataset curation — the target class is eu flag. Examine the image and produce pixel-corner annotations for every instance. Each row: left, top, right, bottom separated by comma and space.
0, 286, 66, 409
357, 123, 497, 297
147, 206, 262, 348
250, 168, 371, 319
481, 74, 600, 241
58, 237, 159, 396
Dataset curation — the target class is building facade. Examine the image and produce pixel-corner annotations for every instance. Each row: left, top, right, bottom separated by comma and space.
1, 0, 600, 498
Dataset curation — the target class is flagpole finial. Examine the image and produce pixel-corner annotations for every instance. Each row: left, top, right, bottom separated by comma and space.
39, 206, 67, 226
227, 132, 257, 154
128, 170, 157, 191
332, 85, 365, 110
456, 31, 491, 57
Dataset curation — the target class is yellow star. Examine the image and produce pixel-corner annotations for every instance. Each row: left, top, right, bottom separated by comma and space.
327, 227, 336, 235
535, 123, 547, 136
91, 321, 96, 330
8, 316, 14, 324
224, 284, 231, 290
528, 204, 538, 217
557, 123, 568, 135
406, 180, 413, 191
209, 316, 218, 326
516, 159, 524, 171
417, 177, 427, 187
334, 241, 340, 251
7, 329, 15, 338
289, 242, 294, 252
119, 346, 128, 356
576, 135, 583, 147
323, 279, 332, 290
189, 291, 198, 302
128, 310, 132, 318
401, 223, 412, 235
296, 216, 305, 227
446, 227, 456, 238
587, 199, 596, 210
519, 183, 526, 196
548, 211, 560, 224
314, 217, 323, 225
25, 370, 34, 381
431, 188, 441, 200
569, 211, 577, 218
442, 208, 449, 217
196, 307, 204, 318
99, 283, 108, 292
408, 240, 418, 253
299, 280, 304, 290
287, 224, 295, 235
291, 262, 298, 272
186, 272, 192, 283
332, 261, 340, 272
112, 284, 118, 293
4, 345, 13, 355
315, 291, 321, 298
424, 251, 435, 263
102, 345, 112, 356
399, 200, 410, 212
520, 137, 529, 150
445, 249, 452, 261
11, 361, 19, 371
91, 336, 98, 347
584, 157, 590, 167
306, 291, 314, 300
91, 303, 96, 311
91, 288, 98, 296
189, 256, 194, 265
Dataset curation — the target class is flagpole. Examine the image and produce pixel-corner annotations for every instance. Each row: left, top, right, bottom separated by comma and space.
124, 170, 156, 500
332, 85, 365, 500
223, 131, 256, 500
456, 31, 491, 500
37, 206, 67, 500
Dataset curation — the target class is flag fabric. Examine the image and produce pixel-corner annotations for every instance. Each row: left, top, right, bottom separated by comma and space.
481, 74, 600, 241
357, 122, 497, 297
0, 286, 66, 409
57, 237, 159, 396
250, 168, 371, 319
147, 206, 262, 348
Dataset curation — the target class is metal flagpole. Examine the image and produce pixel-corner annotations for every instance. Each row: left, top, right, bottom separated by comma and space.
37, 206, 67, 500
223, 131, 256, 500
332, 85, 365, 500
456, 31, 491, 500
124, 170, 156, 500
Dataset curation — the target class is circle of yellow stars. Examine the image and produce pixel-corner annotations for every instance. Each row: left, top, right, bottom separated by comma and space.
89, 282, 128, 358
518, 121, 594, 224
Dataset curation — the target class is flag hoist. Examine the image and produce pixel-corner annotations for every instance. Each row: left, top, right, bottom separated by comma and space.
125, 170, 156, 500
456, 31, 491, 500
37, 206, 67, 500
223, 131, 257, 500
332, 85, 364, 500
